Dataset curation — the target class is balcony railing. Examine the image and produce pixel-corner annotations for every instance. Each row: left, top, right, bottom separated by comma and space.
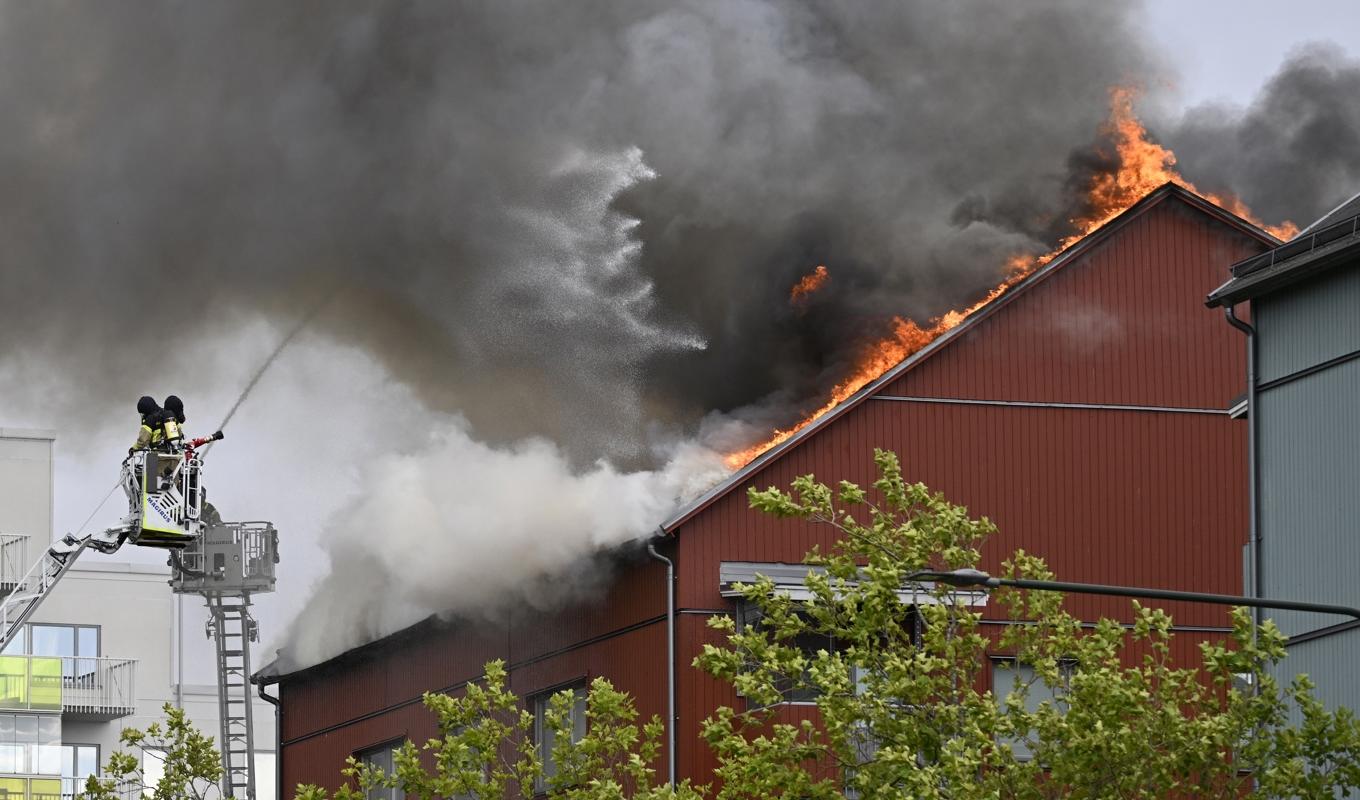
0, 536, 28, 593
59, 657, 136, 721
0, 656, 136, 721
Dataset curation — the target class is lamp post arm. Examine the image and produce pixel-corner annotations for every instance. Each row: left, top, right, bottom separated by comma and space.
905, 570, 1360, 621
991, 576, 1360, 621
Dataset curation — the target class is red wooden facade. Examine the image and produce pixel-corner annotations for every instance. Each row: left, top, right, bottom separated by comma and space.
267, 185, 1274, 795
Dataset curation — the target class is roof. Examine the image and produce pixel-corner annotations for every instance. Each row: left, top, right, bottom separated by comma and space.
1207, 189, 1360, 307
664, 183, 1279, 533
255, 613, 446, 686
258, 183, 1276, 686
1297, 190, 1360, 237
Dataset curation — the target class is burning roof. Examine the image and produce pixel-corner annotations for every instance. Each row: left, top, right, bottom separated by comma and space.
670, 182, 1280, 534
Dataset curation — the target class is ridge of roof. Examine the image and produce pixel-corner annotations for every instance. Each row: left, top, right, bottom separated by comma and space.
1296, 189, 1360, 239
660, 183, 1278, 533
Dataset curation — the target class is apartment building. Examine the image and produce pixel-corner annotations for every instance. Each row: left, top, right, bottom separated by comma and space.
0, 428, 276, 800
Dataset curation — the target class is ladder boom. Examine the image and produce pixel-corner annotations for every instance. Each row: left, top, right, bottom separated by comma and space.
207, 596, 258, 800
0, 535, 95, 652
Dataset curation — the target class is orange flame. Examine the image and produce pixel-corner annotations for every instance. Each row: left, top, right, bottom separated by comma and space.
790, 265, 831, 304
721, 87, 1297, 471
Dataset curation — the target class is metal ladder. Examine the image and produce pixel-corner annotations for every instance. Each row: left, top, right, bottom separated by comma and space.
0, 535, 93, 651
206, 595, 258, 800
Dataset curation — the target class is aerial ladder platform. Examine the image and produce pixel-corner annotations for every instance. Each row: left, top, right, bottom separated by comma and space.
0, 436, 279, 800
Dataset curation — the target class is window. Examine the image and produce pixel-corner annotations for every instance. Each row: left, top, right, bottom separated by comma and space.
532, 686, 587, 794
356, 741, 405, 800
0, 713, 62, 774
991, 659, 1075, 761
59, 743, 97, 800
28, 626, 99, 682
739, 602, 922, 706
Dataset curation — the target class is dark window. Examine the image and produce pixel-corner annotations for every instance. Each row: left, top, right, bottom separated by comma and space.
532, 686, 587, 794
355, 741, 405, 800
740, 602, 922, 705
991, 658, 1076, 761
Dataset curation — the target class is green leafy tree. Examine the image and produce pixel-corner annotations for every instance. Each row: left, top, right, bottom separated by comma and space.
80, 703, 224, 800
694, 448, 1360, 798
296, 660, 703, 800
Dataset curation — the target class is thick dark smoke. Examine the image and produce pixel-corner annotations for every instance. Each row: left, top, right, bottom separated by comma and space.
1164, 43, 1360, 228
4, 2, 1357, 668
0, 0, 1161, 463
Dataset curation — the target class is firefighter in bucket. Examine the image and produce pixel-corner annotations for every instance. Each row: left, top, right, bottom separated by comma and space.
117, 396, 222, 549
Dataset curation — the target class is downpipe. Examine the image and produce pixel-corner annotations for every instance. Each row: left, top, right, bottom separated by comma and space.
1224, 304, 1260, 629
647, 536, 677, 790
255, 679, 283, 800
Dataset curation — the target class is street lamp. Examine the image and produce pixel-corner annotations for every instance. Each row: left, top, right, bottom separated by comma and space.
906, 569, 1360, 622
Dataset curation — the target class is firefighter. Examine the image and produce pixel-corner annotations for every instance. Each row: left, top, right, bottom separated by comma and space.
120, 396, 163, 529
130, 396, 163, 454
161, 395, 186, 448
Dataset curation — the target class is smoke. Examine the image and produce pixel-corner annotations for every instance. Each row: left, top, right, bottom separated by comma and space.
285, 419, 726, 668
0, 1, 1164, 454
2, 2, 1357, 670
1163, 43, 1360, 227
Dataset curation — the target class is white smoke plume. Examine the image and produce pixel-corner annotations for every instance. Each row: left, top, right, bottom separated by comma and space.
284, 420, 726, 668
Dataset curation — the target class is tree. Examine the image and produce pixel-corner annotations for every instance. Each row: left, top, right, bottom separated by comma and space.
295, 660, 703, 800
693, 448, 1360, 798
80, 702, 224, 800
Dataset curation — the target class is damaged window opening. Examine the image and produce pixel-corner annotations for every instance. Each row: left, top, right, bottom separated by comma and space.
532, 685, 587, 795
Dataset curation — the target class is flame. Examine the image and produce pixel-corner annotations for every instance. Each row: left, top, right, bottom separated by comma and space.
790, 264, 830, 304
722, 86, 1297, 471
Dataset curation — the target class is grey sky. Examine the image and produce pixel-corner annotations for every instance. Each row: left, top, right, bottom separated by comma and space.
1140, 0, 1360, 108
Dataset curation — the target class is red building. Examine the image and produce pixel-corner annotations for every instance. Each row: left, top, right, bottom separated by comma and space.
259, 184, 1275, 795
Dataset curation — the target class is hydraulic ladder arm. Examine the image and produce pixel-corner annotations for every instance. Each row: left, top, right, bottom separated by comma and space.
0, 533, 103, 652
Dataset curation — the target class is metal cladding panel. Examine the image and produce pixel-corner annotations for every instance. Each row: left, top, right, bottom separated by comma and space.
507, 556, 667, 663
280, 556, 666, 744
676, 400, 1247, 629
280, 623, 507, 742
281, 703, 436, 794
675, 611, 1224, 784
1257, 358, 1360, 636
280, 621, 668, 797
878, 196, 1262, 408
1254, 261, 1360, 383
1277, 629, 1360, 717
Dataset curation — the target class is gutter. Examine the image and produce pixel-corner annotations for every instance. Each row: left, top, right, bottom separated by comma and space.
1223, 305, 1261, 630
254, 677, 283, 800
646, 535, 677, 790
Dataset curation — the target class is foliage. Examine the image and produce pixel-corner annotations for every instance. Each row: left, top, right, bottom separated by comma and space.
295, 660, 703, 800
693, 448, 1360, 799
298, 448, 1360, 798
80, 702, 224, 800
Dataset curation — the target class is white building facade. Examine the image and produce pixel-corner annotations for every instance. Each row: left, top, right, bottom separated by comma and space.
0, 429, 276, 800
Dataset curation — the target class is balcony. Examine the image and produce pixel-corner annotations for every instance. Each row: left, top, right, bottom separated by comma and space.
0, 535, 28, 595
0, 656, 136, 722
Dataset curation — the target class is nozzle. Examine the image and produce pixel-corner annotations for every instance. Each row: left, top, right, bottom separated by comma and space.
211, 431, 225, 441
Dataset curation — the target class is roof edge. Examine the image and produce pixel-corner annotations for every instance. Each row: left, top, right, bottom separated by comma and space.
662, 183, 1275, 532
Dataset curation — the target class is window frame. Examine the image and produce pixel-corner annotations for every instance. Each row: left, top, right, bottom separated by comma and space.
530, 682, 588, 795
354, 738, 407, 800
989, 656, 1077, 761
736, 599, 924, 708
59, 742, 98, 800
